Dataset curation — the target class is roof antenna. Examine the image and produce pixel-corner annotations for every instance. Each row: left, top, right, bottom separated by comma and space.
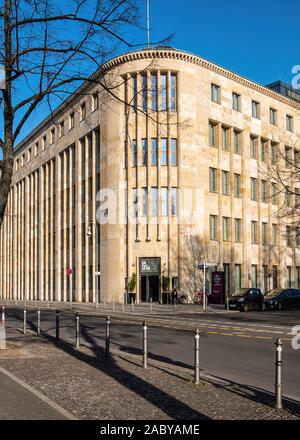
146, 0, 150, 48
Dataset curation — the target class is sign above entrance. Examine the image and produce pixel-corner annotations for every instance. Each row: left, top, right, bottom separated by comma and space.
140, 258, 160, 275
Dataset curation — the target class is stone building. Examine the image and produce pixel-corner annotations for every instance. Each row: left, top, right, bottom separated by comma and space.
0, 47, 300, 303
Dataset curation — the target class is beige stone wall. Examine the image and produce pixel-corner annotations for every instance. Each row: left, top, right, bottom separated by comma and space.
0, 48, 300, 302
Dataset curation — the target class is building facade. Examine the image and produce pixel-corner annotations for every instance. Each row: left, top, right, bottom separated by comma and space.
0, 47, 300, 303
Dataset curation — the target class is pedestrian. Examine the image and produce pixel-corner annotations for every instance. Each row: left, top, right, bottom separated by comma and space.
171, 288, 178, 304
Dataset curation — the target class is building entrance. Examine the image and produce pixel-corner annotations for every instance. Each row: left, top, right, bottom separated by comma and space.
139, 257, 160, 302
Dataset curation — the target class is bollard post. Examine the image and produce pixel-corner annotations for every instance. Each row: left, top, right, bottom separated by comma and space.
142, 321, 148, 369
0, 321, 6, 350
23, 309, 26, 334
194, 328, 200, 385
75, 313, 80, 349
105, 316, 110, 359
37, 309, 41, 336
56, 310, 60, 341
1, 306, 5, 324
131, 298, 134, 313
275, 338, 283, 410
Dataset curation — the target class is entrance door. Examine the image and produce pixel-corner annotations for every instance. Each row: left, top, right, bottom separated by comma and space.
139, 257, 161, 302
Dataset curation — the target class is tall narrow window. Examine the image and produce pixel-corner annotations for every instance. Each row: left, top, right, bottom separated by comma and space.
69, 112, 75, 130
222, 217, 230, 241
151, 187, 158, 216
251, 178, 258, 201
232, 92, 241, 111
270, 108, 277, 125
222, 171, 229, 195
271, 143, 278, 164
251, 221, 258, 244
233, 130, 241, 154
92, 93, 99, 111
142, 139, 147, 166
209, 167, 217, 193
209, 215, 218, 240
286, 226, 292, 247
171, 188, 177, 216
59, 121, 64, 138
170, 74, 177, 111
132, 140, 137, 167
222, 126, 229, 151
235, 264, 241, 289
170, 139, 177, 166
250, 135, 258, 159
234, 174, 241, 197
142, 188, 148, 217
151, 74, 157, 111
142, 75, 147, 111
252, 101, 260, 119
51, 128, 55, 144
151, 138, 157, 166
161, 187, 168, 216
272, 183, 278, 205
42, 135, 47, 150
209, 122, 217, 147
285, 146, 292, 168
260, 140, 267, 162
161, 138, 167, 166
235, 218, 242, 242
133, 75, 138, 111
161, 73, 167, 110
286, 266, 292, 288
251, 265, 258, 287
133, 189, 138, 218
272, 224, 278, 245
262, 222, 268, 245
286, 115, 293, 132
211, 83, 220, 103
80, 102, 86, 120
261, 180, 268, 203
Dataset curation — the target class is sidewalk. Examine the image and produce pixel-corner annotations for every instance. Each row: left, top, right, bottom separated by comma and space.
0, 327, 299, 420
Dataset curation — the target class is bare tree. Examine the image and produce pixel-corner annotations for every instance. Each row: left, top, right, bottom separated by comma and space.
0, 0, 144, 225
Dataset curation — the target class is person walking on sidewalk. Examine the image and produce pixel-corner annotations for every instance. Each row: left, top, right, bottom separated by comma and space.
171, 288, 178, 304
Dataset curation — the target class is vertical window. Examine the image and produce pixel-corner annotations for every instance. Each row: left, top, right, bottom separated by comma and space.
235, 218, 242, 242
272, 183, 278, 205
170, 74, 177, 111
133, 189, 138, 218
161, 73, 167, 111
42, 135, 47, 150
161, 138, 167, 166
34, 142, 39, 156
151, 138, 157, 166
271, 143, 278, 164
222, 126, 229, 151
209, 167, 217, 192
209, 122, 217, 147
80, 102, 86, 120
142, 139, 147, 166
171, 187, 177, 216
222, 171, 229, 195
252, 100, 260, 119
286, 266, 292, 288
170, 139, 177, 166
233, 130, 241, 154
50, 128, 55, 144
92, 93, 99, 111
232, 92, 241, 111
251, 221, 258, 244
142, 75, 147, 111
250, 135, 258, 159
235, 264, 241, 289
161, 187, 168, 216
132, 140, 137, 167
285, 187, 292, 207
69, 112, 75, 130
27, 148, 31, 162
262, 222, 268, 245
286, 115, 293, 132
272, 224, 278, 245
209, 215, 218, 240
151, 187, 158, 216
260, 140, 267, 162
251, 265, 258, 288
273, 266, 278, 289
142, 187, 148, 216
15, 159, 19, 171
261, 180, 268, 203
251, 178, 257, 201
151, 74, 157, 111
286, 226, 292, 247
133, 75, 138, 111
270, 108, 277, 125
285, 146, 292, 168
59, 121, 64, 138
222, 217, 230, 241
234, 174, 241, 197
211, 83, 220, 103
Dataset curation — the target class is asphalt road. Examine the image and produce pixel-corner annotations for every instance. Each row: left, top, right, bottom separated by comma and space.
3, 306, 300, 403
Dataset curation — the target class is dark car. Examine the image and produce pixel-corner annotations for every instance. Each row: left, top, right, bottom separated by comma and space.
227, 288, 264, 312
264, 288, 300, 310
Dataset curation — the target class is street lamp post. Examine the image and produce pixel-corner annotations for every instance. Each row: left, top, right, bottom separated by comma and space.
87, 221, 100, 308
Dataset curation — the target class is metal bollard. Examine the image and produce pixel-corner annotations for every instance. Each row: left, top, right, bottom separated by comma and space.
131, 298, 134, 313
56, 310, 60, 341
105, 316, 110, 359
23, 309, 26, 334
194, 328, 200, 385
37, 309, 41, 336
1, 306, 5, 323
275, 338, 283, 410
142, 321, 148, 369
75, 313, 80, 349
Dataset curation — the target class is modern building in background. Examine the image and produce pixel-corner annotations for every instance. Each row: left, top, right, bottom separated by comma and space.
0, 47, 300, 303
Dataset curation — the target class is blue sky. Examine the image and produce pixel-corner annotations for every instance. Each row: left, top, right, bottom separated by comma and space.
1, 0, 300, 146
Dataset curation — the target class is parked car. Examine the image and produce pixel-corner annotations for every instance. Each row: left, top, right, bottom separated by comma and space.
263, 288, 300, 310
227, 288, 264, 312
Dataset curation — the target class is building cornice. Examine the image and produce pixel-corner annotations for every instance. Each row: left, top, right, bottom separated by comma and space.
15, 47, 300, 154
